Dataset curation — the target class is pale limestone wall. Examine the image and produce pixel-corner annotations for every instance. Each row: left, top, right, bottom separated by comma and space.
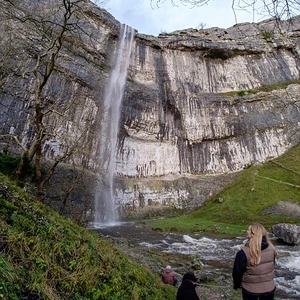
1, 1, 300, 214
115, 18, 300, 177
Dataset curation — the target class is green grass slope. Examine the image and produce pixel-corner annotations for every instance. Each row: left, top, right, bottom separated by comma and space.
0, 174, 175, 300
148, 144, 300, 236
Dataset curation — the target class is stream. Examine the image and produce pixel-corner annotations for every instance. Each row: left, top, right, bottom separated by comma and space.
94, 222, 300, 300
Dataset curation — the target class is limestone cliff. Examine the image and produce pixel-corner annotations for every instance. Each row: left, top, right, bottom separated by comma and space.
0, 0, 299, 219
123, 19, 300, 177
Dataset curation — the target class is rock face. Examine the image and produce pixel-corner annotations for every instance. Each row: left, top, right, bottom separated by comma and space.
123, 21, 300, 177
271, 223, 300, 245
262, 200, 300, 219
0, 0, 300, 218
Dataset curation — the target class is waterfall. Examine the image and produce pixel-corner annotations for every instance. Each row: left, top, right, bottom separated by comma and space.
94, 24, 134, 226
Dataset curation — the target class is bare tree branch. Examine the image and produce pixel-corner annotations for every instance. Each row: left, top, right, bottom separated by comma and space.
0, 0, 100, 201
151, 0, 300, 21
0, 135, 26, 151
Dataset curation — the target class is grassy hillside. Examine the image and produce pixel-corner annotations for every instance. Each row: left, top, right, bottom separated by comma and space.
1, 143, 299, 298
0, 174, 175, 300
147, 143, 300, 236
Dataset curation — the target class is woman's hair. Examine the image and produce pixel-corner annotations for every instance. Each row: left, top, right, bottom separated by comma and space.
246, 223, 276, 266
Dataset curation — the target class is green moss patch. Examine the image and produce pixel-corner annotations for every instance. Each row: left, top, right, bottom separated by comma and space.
147, 144, 300, 236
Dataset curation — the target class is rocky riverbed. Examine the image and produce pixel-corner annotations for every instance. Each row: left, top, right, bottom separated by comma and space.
95, 223, 241, 299
93, 216, 300, 300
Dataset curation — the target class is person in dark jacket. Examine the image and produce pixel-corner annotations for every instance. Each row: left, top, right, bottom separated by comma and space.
176, 271, 199, 300
232, 223, 277, 300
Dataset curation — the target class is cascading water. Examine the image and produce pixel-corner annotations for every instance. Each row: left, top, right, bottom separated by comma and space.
96, 223, 300, 299
140, 235, 300, 299
93, 24, 134, 227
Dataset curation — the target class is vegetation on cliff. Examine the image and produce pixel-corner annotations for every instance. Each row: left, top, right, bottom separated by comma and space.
147, 143, 300, 236
0, 143, 299, 299
0, 173, 175, 300
220, 79, 300, 97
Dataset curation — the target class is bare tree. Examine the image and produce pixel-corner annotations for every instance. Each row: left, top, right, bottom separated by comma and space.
232, 0, 300, 22
151, 0, 211, 8
197, 22, 207, 29
0, 0, 99, 200
151, 1, 300, 21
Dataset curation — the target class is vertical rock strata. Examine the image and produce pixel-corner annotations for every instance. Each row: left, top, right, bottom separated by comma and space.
120, 18, 300, 177
0, 0, 299, 214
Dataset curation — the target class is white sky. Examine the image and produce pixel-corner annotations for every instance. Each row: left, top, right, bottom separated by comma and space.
102, 0, 270, 36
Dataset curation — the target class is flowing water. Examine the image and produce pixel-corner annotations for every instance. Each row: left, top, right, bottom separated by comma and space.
89, 23, 299, 298
93, 25, 134, 227
155, 234, 300, 299
96, 222, 300, 299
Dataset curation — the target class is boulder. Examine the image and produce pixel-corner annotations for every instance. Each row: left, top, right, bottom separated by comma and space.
271, 223, 300, 245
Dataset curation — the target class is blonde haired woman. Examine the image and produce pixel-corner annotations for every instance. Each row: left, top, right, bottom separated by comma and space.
232, 223, 277, 300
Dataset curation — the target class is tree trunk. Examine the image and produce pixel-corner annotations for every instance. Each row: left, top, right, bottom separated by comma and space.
14, 150, 30, 178
35, 142, 45, 201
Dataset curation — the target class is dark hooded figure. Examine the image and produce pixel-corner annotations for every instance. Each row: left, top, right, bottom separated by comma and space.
176, 271, 199, 300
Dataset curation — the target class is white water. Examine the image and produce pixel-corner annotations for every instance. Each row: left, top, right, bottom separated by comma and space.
93, 24, 134, 227
140, 234, 300, 299
274, 244, 300, 298
94, 223, 299, 299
